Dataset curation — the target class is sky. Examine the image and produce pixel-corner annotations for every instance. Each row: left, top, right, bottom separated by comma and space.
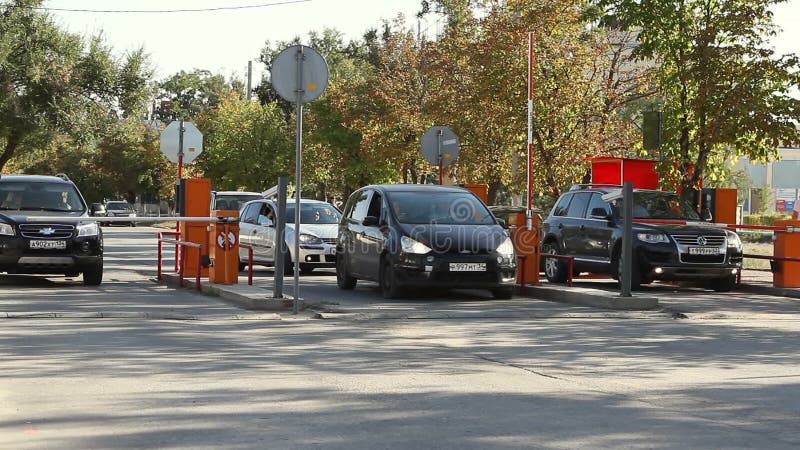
43, 0, 800, 82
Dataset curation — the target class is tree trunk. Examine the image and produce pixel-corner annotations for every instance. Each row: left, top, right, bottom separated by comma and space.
0, 130, 22, 172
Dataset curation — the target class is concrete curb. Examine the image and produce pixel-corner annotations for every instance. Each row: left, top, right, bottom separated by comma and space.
737, 283, 800, 299
521, 285, 659, 310
157, 273, 304, 312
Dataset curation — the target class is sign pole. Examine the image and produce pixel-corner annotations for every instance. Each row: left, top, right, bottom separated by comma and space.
437, 128, 443, 185
527, 31, 535, 230
292, 47, 304, 315
177, 119, 185, 235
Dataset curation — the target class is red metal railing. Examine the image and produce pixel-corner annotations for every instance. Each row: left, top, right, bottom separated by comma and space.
157, 231, 181, 273
239, 243, 254, 286
738, 253, 800, 284
157, 236, 203, 291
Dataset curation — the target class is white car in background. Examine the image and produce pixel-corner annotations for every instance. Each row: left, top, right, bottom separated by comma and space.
210, 190, 264, 212
238, 198, 341, 274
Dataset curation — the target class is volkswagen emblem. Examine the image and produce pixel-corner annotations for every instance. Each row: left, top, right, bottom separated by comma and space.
696, 236, 707, 246
40, 227, 56, 236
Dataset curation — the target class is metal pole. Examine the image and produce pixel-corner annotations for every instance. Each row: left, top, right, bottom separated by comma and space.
177, 120, 185, 236
246, 60, 253, 101
274, 176, 288, 299
293, 47, 304, 314
620, 182, 633, 297
437, 128, 443, 185
526, 31, 535, 230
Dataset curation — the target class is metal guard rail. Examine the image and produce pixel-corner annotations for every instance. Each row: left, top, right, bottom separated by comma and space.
157, 235, 203, 291
541, 254, 575, 287
157, 231, 181, 273
738, 253, 800, 284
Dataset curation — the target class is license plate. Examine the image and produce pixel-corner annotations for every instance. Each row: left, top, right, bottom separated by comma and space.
328, 247, 336, 255
449, 262, 486, 272
29, 240, 66, 250
688, 247, 719, 255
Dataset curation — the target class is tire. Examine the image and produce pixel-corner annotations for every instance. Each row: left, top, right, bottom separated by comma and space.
238, 261, 247, 272
542, 242, 568, 283
282, 251, 294, 276
711, 275, 737, 292
491, 286, 514, 299
380, 258, 401, 299
612, 251, 642, 290
299, 264, 314, 275
336, 253, 357, 290
82, 261, 103, 286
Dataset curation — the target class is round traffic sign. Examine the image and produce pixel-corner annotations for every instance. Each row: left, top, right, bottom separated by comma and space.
421, 126, 460, 166
270, 45, 329, 104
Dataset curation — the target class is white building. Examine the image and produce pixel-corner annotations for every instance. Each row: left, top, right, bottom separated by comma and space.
738, 146, 800, 213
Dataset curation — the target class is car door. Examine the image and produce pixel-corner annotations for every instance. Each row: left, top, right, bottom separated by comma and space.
341, 189, 372, 279
581, 193, 615, 268
238, 203, 259, 262
359, 190, 386, 281
253, 202, 277, 263
561, 192, 591, 257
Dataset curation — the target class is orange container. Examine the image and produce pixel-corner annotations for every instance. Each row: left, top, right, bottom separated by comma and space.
773, 220, 800, 288
209, 211, 240, 285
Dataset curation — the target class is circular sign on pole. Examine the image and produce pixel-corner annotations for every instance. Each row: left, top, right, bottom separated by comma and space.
270, 45, 329, 104
421, 126, 460, 167
160, 121, 203, 163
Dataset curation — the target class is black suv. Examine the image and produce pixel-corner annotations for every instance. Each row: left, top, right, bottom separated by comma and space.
336, 184, 517, 299
541, 186, 743, 291
0, 174, 103, 285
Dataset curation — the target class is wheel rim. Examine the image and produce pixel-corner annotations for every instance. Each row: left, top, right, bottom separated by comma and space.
544, 247, 558, 278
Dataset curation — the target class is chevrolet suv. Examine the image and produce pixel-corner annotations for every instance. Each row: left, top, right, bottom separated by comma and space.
541, 186, 742, 291
0, 174, 103, 285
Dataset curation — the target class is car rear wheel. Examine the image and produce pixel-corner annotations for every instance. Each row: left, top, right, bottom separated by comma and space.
336, 253, 357, 290
83, 261, 103, 286
542, 242, 568, 283
380, 259, 401, 299
282, 251, 293, 276
299, 263, 314, 275
612, 252, 642, 290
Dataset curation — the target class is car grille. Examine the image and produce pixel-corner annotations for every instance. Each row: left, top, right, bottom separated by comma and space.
321, 238, 337, 244
670, 234, 726, 246
19, 224, 75, 239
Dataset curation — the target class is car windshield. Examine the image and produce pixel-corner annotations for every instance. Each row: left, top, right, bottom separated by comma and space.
613, 192, 701, 220
284, 203, 341, 224
387, 191, 495, 225
215, 194, 262, 211
0, 182, 84, 212
106, 202, 132, 211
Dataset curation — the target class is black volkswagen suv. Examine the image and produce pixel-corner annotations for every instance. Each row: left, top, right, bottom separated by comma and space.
336, 184, 517, 299
541, 186, 743, 291
0, 174, 103, 285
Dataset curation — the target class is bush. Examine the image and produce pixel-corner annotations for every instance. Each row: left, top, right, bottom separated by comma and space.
742, 213, 791, 226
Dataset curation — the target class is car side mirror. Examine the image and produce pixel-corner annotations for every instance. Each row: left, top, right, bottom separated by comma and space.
362, 215, 379, 227
496, 218, 507, 228
700, 208, 713, 222
590, 207, 611, 220
257, 215, 274, 227
90, 204, 106, 216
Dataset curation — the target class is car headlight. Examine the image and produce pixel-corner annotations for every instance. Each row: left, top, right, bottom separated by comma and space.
298, 233, 323, 245
495, 236, 514, 256
636, 232, 670, 243
77, 222, 99, 237
401, 236, 432, 254
0, 223, 14, 236
726, 231, 743, 250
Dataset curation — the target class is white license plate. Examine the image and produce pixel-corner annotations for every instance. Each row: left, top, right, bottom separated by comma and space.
328, 247, 336, 255
29, 240, 66, 250
688, 247, 719, 255
449, 262, 486, 272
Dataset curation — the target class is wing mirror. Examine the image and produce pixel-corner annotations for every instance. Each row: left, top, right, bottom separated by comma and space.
590, 207, 611, 220
362, 215, 379, 227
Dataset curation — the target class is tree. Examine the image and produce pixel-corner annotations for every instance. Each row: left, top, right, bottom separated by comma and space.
154, 69, 241, 122
0, 0, 152, 172
593, 0, 800, 200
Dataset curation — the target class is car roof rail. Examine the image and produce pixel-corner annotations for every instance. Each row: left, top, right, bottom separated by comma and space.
568, 183, 623, 191
54, 173, 70, 181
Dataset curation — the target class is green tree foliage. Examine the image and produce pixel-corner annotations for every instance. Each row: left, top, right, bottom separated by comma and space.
155, 69, 241, 122
0, 0, 152, 173
593, 0, 800, 199
196, 93, 293, 191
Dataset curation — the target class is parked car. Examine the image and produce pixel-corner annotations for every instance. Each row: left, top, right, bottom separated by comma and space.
102, 200, 137, 226
336, 184, 517, 299
0, 174, 103, 285
211, 191, 264, 212
541, 186, 743, 291
238, 198, 341, 274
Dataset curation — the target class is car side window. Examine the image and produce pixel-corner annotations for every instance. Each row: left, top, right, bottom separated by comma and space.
566, 193, 591, 218
349, 190, 371, 223
241, 203, 259, 224
366, 192, 382, 218
585, 193, 612, 219
552, 194, 572, 217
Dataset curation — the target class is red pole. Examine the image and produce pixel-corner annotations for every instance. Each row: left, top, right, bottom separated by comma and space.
157, 234, 163, 280
177, 152, 183, 236
527, 31, 535, 213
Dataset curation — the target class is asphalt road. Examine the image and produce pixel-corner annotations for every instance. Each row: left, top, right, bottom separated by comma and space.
0, 227, 798, 449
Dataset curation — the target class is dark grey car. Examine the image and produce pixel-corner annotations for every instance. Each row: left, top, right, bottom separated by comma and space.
336, 184, 517, 299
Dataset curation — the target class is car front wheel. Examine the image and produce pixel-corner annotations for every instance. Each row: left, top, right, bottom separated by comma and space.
542, 242, 567, 283
380, 259, 401, 299
710, 274, 737, 292
83, 261, 103, 286
336, 253, 357, 290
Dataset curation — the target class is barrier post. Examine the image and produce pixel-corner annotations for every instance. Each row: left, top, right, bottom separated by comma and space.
773, 219, 800, 288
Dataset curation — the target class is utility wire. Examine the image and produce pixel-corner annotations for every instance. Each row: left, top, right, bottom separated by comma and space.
10, 0, 311, 14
